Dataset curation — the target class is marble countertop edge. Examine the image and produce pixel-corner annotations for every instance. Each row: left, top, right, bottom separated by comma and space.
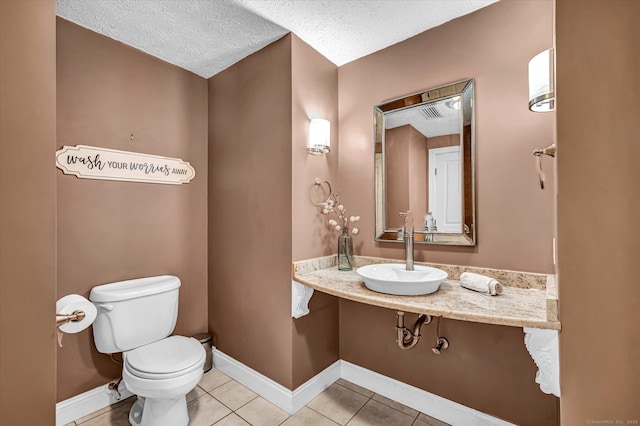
294, 255, 551, 290
292, 257, 561, 331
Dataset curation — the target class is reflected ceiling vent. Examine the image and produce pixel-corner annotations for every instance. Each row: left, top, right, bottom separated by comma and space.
419, 104, 444, 120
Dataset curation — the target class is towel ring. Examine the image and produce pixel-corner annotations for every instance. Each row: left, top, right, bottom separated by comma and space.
533, 144, 556, 189
310, 178, 332, 206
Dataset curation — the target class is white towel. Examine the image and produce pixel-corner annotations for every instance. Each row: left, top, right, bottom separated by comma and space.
459, 272, 503, 296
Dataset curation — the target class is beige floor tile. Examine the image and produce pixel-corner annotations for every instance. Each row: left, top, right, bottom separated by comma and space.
307, 383, 369, 425
72, 376, 452, 426
335, 379, 374, 398
187, 394, 232, 426
371, 394, 419, 418
416, 412, 450, 426
188, 385, 208, 402
210, 380, 258, 411
235, 397, 290, 426
75, 396, 135, 424
347, 399, 414, 426
214, 413, 251, 425
281, 406, 340, 426
77, 398, 135, 426
199, 368, 233, 392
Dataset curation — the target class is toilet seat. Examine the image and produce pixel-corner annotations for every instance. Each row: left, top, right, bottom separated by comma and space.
125, 336, 205, 380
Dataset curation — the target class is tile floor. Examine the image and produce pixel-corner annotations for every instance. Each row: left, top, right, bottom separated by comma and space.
64, 368, 450, 426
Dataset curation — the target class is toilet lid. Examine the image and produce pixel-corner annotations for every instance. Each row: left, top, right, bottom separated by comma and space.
125, 336, 205, 379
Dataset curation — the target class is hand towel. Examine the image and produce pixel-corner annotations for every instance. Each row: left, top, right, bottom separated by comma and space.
460, 272, 503, 296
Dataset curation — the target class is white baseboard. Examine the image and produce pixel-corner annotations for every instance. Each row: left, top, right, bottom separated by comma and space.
213, 349, 340, 414
55, 382, 132, 426
341, 360, 514, 426
215, 351, 514, 425
56, 353, 514, 426
291, 360, 341, 413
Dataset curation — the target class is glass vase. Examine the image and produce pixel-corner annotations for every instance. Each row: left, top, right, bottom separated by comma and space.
338, 229, 354, 271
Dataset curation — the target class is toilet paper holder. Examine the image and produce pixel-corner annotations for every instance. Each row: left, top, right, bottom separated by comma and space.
56, 310, 86, 326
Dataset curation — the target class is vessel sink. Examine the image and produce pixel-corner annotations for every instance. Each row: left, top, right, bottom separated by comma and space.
356, 263, 448, 296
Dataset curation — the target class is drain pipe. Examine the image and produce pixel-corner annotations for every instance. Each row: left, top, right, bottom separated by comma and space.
396, 311, 431, 350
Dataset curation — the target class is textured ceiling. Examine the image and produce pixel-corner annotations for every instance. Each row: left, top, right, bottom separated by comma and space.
56, 0, 498, 78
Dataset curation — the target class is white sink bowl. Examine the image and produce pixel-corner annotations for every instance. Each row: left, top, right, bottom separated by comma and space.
356, 263, 448, 296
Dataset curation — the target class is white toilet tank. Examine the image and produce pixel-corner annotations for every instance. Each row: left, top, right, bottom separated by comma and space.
90, 275, 180, 354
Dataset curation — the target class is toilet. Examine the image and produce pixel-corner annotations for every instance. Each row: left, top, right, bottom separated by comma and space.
90, 275, 205, 426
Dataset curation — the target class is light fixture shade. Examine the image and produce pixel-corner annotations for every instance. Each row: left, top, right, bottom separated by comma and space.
307, 118, 330, 155
528, 48, 555, 112
446, 96, 461, 110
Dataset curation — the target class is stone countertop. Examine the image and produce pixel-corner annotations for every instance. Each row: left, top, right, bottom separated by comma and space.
292, 256, 561, 330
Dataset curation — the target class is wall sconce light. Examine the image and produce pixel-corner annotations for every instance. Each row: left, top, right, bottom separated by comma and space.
528, 48, 555, 112
307, 118, 330, 155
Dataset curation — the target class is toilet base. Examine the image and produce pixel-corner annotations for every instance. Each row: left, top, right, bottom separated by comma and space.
128, 395, 189, 426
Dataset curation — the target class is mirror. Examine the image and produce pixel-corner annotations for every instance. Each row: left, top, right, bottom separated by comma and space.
374, 79, 475, 246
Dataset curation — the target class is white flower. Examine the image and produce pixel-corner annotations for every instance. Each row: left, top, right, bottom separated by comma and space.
315, 182, 360, 238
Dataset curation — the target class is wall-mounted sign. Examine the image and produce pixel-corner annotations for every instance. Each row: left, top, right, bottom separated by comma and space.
55, 145, 195, 185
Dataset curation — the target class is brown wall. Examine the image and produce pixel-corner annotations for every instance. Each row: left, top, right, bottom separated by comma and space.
341, 303, 559, 425
408, 127, 428, 222
208, 34, 341, 390
338, 1, 559, 424
56, 18, 208, 401
385, 125, 428, 229
291, 36, 340, 261
339, 0, 555, 273
556, 0, 640, 422
290, 35, 340, 388
385, 126, 411, 228
427, 134, 459, 150
0, 0, 57, 423
208, 35, 295, 388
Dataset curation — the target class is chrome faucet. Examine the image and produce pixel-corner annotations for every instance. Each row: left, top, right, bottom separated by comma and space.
399, 211, 414, 271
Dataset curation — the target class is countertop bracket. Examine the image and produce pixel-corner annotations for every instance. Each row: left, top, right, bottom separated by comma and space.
292, 281, 314, 319
524, 327, 560, 397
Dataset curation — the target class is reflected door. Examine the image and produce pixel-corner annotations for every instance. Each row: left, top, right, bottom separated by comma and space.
429, 146, 462, 233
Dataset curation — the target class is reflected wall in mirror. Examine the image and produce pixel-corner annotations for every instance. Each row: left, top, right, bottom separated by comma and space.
374, 79, 475, 246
